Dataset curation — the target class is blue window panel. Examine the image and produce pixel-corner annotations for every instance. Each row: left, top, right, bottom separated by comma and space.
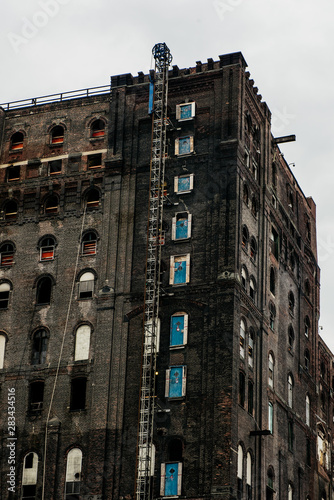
178, 176, 190, 192
174, 260, 186, 284
176, 218, 188, 239
169, 367, 183, 398
170, 315, 184, 346
180, 104, 192, 120
165, 463, 179, 496
178, 137, 191, 155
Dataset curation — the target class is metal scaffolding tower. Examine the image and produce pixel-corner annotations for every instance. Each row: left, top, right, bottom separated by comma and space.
136, 42, 172, 500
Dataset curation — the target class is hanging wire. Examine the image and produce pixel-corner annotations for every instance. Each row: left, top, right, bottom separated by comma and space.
41, 205, 87, 500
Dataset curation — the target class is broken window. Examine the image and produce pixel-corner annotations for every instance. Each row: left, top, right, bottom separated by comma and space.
250, 238, 257, 260
175, 136, 194, 155
172, 212, 192, 240
44, 195, 59, 214
86, 189, 100, 209
78, 272, 95, 299
10, 131, 24, 150
170, 312, 188, 347
4, 200, 18, 220
176, 102, 195, 121
50, 125, 64, 145
304, 349, 310, 372
288, 326, 295, 349
29, 381, 44, 413
0, 242, 15, 266
165, 366, 186, 398
81, 232, 97, 256
32, 329, 48, 365
65, 448, 82, 498
7, 165, 20, 181
241, 267, 247, 289
169, 255, 190, 285
74, 325, 91, 361
87, 153, 102, 169
249, 277, 256, 302
269, 302, 276, 331
49, 159, 62, 175
22, 452, 38, 500
91, 119, 105, 138
288, 420, 294, 451
174, 174, 194, 194
36, 277, 52, 305
243, 184, 249, 205
39, 236, 56, 261
0, 282, 11, 309
70, 378, 87, 411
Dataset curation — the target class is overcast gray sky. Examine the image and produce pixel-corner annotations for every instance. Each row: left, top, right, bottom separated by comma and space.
1, 0, 333, 350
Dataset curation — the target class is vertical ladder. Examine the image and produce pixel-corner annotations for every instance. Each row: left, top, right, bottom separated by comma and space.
136, 42, 172, 500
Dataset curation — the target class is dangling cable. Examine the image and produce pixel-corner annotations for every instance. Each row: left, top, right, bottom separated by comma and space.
41, 205, 87, 500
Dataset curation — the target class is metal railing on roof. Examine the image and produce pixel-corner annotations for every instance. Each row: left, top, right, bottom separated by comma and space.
0, 84, 111, 110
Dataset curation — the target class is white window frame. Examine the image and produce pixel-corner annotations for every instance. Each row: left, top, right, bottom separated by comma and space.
246, 452, 252, 487
268, 401, 273, 433
169, 255, 190, 285
174, 174, 194, 194
240, 320, 245, 359
0, 334, 6, 369
237, 445, 243, 479
170, 312, 188, 347
176, 102, 196, 121
165, 365, 187, 398
175, 136, 194, 156
172, 212, 192, 240
78, 272, 95, 299
22, 452, 38, 486
160, 462, 182, 496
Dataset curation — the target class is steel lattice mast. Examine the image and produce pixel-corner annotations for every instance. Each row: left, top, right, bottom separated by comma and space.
136, 43, 172, 500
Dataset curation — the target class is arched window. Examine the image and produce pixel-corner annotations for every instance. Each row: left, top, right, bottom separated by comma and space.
246, 452, 252, 498
251, 197, 257, 217
249, 277, 256, 302
270, 267, 275, 295
304, 349, 310, 371
268, 353, 274, 388
306, 394, 310, 426
237, 444, 244, 494
44, 195, 59, 214
288, 483, 293, 500
32, 329, 48, 365
242, 226, 249, 249
267, 467, 274, 500
10, 131, 24, 150
248, 329, 254, 368
22, 452, 38, 499
304, 316, 310, 337
0, 333, 6, 369
243, 184, 249, 205
241, 267, 247, 289
269, 302, 276, 331
288, 291, 295, 314
250, 238, 257, 260
0, 241, 15, 266
4, 200, 18, 220
50, 125, 64, 145
81, 231, 98, 256
288, 374, 293, 407
305, 280, 310, 297
78, 271, 95, 299
36, 277, 52, 305
66, 448, 82, 498
240, 319, 246, 358
86, 189, 100, 209
288, 326, 295, 349
0, 282, 11, 309
268, 401, 273, 434
74, 324, 91, 361
39, 236, 56, 261
91, 119, 105, 138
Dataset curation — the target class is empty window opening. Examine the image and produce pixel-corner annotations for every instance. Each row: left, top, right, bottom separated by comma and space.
74, 325, 91, 361
10, 132, 24, 150
306, 220, 311, 241
249, 277, 256, 302
0, 282, 10, 309
288, 420, 294, 451
288, 326, 295, 349
242, 226, 249, 249
305, 280, 310, 297
241, 267, 247, 289
39, 236, 56, 261
70, 378, 87, 411
44, 195, 59, 214
0, 242, 15, 266
168, 439, 183, 462
250, 238, 257, 260
266, 468, 274, 500
304, 349, 310, 372
32, 329, 48, 365
51, 125, 64, 145
65, 448, 82, 499
248, 380, 254, 415
91, 119, 105, 138
239, 371, 245, 407
29, 381, 44, 413
269, 302, 276, 331
81, 232, 97, 256
4, 200, 18, 220
7, 165, 20, 181
78, 272, 95, 299
270, 268, 275, 295
36, 277, 52, 305
243, 184, 249, 205
270, 227, 279, 260
49, 159, 62, 175
288, 292, 295, 314
251, 197, 257, 217
86, 189, 100, 209
87, 153, 102, 169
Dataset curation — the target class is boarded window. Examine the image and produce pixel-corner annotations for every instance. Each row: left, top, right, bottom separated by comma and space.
74, 325, 91, 361
165, 366, 186, 398
78, 272, 95, 299
0, 242, 15, 267
91, 119, 105, 138
176, 102, 195, 121
175, 136, 194, 155
174, 174, 194, 194
70, 378, 87, 410
160, 462, 182, 497
32, 329, 48, 365
51, 125, 64, 144
0, 282, 10, 309
172, 212, 192, 240
170, 312, 188, 347
169, 255, 190, 285
81, 232, 97, 256
66, 448, 82, 498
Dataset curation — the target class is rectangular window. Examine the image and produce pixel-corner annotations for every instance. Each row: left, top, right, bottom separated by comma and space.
82, 240, 97, 256
270, 227, 279, 260
70, 378, 87, 410
172, 212, 192, 240
248, 381, 254, 415
176, 102, 195, 121
174, 174, 194, 194
165, 366, 186, 398
175, 136, 194, 156
169, 255, 190, 285
7, 165, 20, 181
87, 153, 102, 169
49, 159, 62, 175
160, 462, 182, 497
170, 313, 188, 347
268, 402, 273, 434
40, 246, 55, 261
288, 421, 294, 451
0, 252, 14, 267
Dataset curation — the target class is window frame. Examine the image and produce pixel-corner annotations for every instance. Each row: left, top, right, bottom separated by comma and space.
0, 242, 15, 267
169, 255, 190, 285
174, 174, 194, 194
176, 102, 195, 121
50, 125, 64, 145
81, 232, 98, 256
170, 312, 188, 348
10, 131, 24, 151
90, 118, 106, 138
165, 365, 187, 399
78, 271, 95, 299
0, 282, 11, 309
172, 212, 192, 240
175, 135, 194, 156
160, 462, 182, 497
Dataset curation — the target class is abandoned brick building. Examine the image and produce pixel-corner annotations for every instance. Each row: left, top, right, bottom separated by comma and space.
0, 48, 332, 500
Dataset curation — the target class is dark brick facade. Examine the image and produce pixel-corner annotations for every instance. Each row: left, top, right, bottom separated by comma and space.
0, 51, 331, 500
